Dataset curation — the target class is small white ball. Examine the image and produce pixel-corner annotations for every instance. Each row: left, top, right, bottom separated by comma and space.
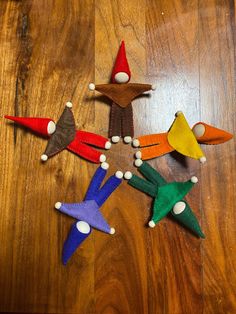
191, 176, 198, 183
135, 151, 142, 159
47, 121, 56, 135
105, 141, 111, 149
99, 154, 106, 162
101, 162, 109, 170
66, 101, 73, 108
55, 202, 62, 209
173, 201, 186, 215
115, 171, 123, 179
41, 154, 48, 161
134, 159, 143, 167
111, 136, 120, 143
151, 84, 156, 91
89, 83, 95, 91
124, 171, 132, 180
124, 136, 132, 143
200, 156, 207, 164
175, 111, 183, 116
132, 139, 140, 147
148, 220, 155, 228
110, 227, 116, 235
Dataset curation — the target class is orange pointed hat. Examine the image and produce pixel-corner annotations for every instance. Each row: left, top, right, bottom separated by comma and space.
111, 41, 131, 83
4, 116, 56, 137
192, 122, 233, 144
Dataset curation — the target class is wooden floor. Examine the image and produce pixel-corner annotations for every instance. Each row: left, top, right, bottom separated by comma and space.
0, 1, 235, 313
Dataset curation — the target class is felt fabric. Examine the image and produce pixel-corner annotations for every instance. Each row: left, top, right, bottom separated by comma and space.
192, 122, 233, 144
94, 83, 152, 108
167, 112, 205, 160
62, 221, 91, 265
111, 41, 131, 82
128, 162, 204, 236
43, 106, 76, 157
57, 165, 122, 263
67, 131, 108, 163
109, 102, 134, 137
171, 201, 205, 238
4, 116, 54, 137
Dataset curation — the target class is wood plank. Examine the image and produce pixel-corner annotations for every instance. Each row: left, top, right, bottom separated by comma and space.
199, 1, 236, 313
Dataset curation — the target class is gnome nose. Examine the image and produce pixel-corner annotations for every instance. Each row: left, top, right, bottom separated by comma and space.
47, 121, 56, 135
114, 72, 130, 83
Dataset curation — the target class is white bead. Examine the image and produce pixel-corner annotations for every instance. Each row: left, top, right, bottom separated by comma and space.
66, 101, 73, 108
47, 121, 56, 135
105, 141, 111, 149
132, 139, 140, 147
173, 201, 186, 215
200, 156, 207, 164
134, 159, 143, 167
192, 123, 205, 138
111, 136, 120, 143
151, 84, 156, 91
76, 221, 91, 234
114, 72, 129, 83
175, 111, 183, 116
89, 83, 95, 91
124, 136, 132, 143
41, 154, 48, 161
101, 162, 109, 170
191, 176, 198, 183
99, 154, 106, 162
55, 202, 62, 209
124, 171, 132, 180
148, 220, 155, 228
110, 227, 115, 234
115, 171, 123, 179
135, 151, 142, 159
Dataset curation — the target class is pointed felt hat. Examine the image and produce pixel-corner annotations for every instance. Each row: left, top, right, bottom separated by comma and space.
62, 221, 91, 265
111, 41, 131, 83
192, 122, 233, 145
167, 112, 206, 163
5, 116, 56, 137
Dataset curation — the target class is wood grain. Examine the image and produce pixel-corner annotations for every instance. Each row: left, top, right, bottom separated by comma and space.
0, 0, 235, 313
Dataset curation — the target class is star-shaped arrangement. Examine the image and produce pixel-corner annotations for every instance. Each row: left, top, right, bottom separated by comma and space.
5, 41, 233, 264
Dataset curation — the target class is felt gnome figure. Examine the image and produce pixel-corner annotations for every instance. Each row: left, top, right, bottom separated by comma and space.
133, 111, 233, 163
55, 162, 123, 264
124, 161, 204, 238
5, 102, 111, 163
89, 41, 156, 144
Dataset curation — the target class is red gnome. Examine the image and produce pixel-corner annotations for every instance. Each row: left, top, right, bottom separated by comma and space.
89, 41, 156, 144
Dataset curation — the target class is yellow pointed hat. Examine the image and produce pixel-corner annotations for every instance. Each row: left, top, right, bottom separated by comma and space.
167, 111, 206, 163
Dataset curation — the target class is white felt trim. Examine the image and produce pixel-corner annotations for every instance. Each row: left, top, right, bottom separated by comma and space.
105, 141, 111, 149
148, 220, 155, 228
110, 227, 116, 234
173, 201, 186, 215
199, 156, 207, 164
115, 171, 123, 179
193, 123, 205, 138
151, 84, 156, 91
135, 151, 142, 159
47, 121, 56, 135
114, 72, 129, 83
76, 221, 91, 234
101, 162, 109, 170
134, 159, 143, 167
191, 176, 198, 183
66, 101, 73, 108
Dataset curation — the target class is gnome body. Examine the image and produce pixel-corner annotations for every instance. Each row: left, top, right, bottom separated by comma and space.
5, 102, 111, 163
89, 41, 155, 144
55, 163, 123, 264
125, 161, 204, 238
133, 111, 233, 163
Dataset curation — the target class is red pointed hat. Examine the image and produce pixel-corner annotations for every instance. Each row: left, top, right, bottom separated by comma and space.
111, 41, 131, 83
5, 116, 56, 137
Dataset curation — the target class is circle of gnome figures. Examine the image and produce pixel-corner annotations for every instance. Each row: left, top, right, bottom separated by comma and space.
5, 41, 233, 265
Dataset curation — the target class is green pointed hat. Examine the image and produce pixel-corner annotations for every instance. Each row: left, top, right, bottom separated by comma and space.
171, 201, 205, 238
149, 176, 198, 227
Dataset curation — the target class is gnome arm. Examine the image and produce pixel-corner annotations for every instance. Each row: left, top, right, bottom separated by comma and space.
77, 130, 111, 149
128, 174, 157, 197
85, 165, 108, 201
138, 162, 167, 186
67, 140, 106, 163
